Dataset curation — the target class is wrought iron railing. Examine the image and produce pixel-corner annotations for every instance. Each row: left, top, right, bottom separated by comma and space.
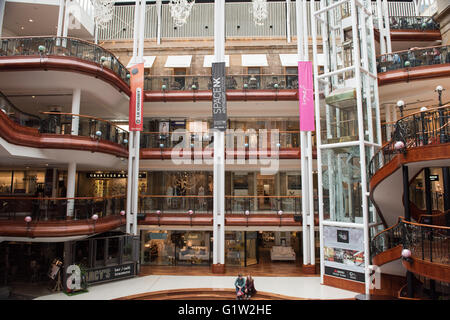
0, 36, 130, 84
374, 16, 439, 31
369, 105, 449, 179
39, 112, 129, 148
144, 74, 300, 91
0, 90, 41, 128
371, 217, 450, 266
138, 195, 305, 215
377, 45, 450, 73
140, 130, 301, 149
0, 195, 126, 221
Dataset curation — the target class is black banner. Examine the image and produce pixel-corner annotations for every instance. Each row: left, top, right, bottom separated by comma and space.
212, 62, 227, 131
325, 266, 365, 282
86, 263, 136, 285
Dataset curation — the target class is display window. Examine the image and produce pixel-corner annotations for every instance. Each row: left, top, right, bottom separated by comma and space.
141, 230, 211, 266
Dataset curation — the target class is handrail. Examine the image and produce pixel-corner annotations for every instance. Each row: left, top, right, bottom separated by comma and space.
0, 36, 130, 85
40, 111, 129, 133
368, 104, 449, 179
376, 44, 449, 59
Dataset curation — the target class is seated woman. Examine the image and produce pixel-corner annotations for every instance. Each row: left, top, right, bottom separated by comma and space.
244, 275, 257, 299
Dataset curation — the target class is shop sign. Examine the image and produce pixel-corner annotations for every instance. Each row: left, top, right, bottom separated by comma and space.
86, 263, 136, 285
86, 172, 147, 179
429, 175, 439, 181
128, 63, 144, 131
323, 226, 365, 283
211, 62, 227, 131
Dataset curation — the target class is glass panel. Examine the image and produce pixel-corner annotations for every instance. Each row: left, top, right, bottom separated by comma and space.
74, 240, 90, 267
106, 237, 119, 265
225, 231, 245, 266
245, 232, 258, 266
0, 171, 12, 194
322, 146, 362, 223
95, 239, 105, 267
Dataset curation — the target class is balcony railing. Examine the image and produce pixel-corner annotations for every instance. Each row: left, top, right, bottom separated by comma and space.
374, 16, 439, 31
39, 112, 129, 148
144, 74, 299, 91
138, 195, 307, 215
0, 90, 41, 128
371, 217, 450, 266
377, 45, 450, 73
140, 130, 301, 149
0, 36, 130, 85
369, 105, 449, 179
0, 195, 126, 221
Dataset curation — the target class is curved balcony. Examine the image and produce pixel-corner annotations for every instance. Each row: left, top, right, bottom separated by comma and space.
377, 45, 450, 85
0, 195, 126, 238
369, 105, 449, 180
374, 16, 441, 42
0, 36, 130, 94
0, 106, 129, 157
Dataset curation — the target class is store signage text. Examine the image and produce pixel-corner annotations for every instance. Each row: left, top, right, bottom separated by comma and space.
86, 172, 147, 179
86, 263, 135, 284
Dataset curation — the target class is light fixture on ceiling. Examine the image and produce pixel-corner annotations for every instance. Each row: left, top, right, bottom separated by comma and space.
20, 26, 24, 30
28, 19, 34, 23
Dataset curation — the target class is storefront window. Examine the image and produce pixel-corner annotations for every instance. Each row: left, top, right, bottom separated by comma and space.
95, 239, 105, 267
141, 230, 211, 266
74, 240, 89, 267
225, 232, 245, 266
0, 171, 12, 194
107, 237, 119, 265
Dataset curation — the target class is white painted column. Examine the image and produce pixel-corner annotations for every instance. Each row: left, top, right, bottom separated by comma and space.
286, 0, 291, 43
213, 0, 226, 267
0, 0, 6, 38
66, 162, 76, 217
382, 0, 392, 53
63, 0, 70, 38
157, 0, 162, 45
376, 0, 386, 55
71, 88, 81, 135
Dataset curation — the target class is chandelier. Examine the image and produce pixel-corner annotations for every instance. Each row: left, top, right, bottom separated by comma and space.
92, 0, 114, 29
250, 0, 268, 26
169, 0, 195, 27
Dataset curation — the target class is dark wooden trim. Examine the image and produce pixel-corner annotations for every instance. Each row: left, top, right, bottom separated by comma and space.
0, 110, 128, 158
0, 55, 131, 96
0, 215, 124, 237
302, 264, 317, 274
211, 264, 226, 274
378, 64, 450, 86
374, 28, 442, 42
370, 143, 450, 193
402, 257, 450, 283
323, 275, 365, 294
144, 89, 298, 102
139, 213, 317, 227
372, 245, 402, 266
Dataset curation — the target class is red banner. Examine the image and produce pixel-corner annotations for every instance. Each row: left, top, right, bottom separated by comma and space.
128, 63, 144, 131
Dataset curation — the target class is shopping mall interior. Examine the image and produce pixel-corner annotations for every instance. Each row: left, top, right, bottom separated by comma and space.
0, 0, 449, 301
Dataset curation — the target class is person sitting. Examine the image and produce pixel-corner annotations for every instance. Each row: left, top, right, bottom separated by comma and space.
244, 275, 257, 300
234, 274, 245, 300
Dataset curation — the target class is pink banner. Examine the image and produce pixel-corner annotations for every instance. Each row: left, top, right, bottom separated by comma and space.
298, 61, 315, 131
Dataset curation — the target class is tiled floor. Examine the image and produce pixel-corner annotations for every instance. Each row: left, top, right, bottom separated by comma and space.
34, 275, 357, 300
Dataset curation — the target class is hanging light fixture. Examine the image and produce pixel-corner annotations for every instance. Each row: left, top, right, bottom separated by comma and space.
169, 0, 195, 27
92, 0, 115, 29
250, 0, 268, 26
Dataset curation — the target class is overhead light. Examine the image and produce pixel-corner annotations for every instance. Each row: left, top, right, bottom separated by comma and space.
20, 26, 24, 30
28, 19, 34, 23
32, 95, 36, 98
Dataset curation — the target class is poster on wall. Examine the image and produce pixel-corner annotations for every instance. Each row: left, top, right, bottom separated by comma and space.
323, 226, 365, 283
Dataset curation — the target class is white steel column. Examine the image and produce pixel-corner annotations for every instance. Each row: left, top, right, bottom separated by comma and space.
57, 0, 65, 37
157, 0, 162, 45
297, 0, 315, 268
0, 0, 6, 37
286, 0, 291, 43
63, 0, 70, 38
71, 88, 81, 135
382, 0, 392, 53
66, 162, 76, 217
127, 0, 145, 236
376, 0, 386, 54
213, 0, 226, 267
